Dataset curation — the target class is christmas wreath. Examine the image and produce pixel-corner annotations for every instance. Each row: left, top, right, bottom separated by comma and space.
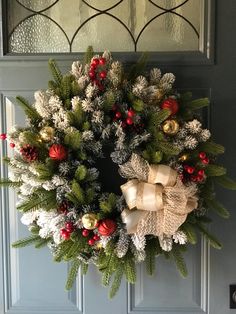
1, 48, 236, 298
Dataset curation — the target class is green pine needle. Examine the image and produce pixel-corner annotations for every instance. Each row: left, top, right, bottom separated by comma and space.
65, 260, 81, 290
109, 264, 124, 299
205, 165, 227, 177
83, 46, 94, 65
171, 246, 188, 278
205, 199, 230, 219
124, 258, 136, 284
184, 98, 209, 110
48, 59, 63, 85
195, 223, 222, 249
214, 175, 236, 190
158, 141, 181, 156
16, 96, 40, 121
0, 179, 22, 187
145, 241, 156, 276
181, 224, 197, 245
12, 235, 41, 248
199, 141, 225, 155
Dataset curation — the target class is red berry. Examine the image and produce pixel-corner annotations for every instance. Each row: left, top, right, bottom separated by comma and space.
202, 157, 209, 165
89, 70, 96, 79
197, 174, 204, 182
65, 222, 74, 233
10, 142, 15, 148
161, 98, 179, 115
186, 166, 195, 174
88, 238, 95, 246
126, 117, 133, 125
99, 71, 107, 79
82, 229, 90, 237
90, 64, 96, 71
91, 58, 99, 66
60, 229, 70, 240
198, 169, 205, 176
0, 133, 7, 140
99, 57, 106, 65
115, 111, 122, 119
127, 109, 135, 118
93, 234, 100, 241
199, 152, 206, 159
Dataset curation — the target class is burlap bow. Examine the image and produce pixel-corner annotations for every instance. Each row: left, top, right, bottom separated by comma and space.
119, 154, 198, 237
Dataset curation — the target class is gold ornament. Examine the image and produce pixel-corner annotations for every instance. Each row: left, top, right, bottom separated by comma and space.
179, 154, 188, 162
162, 119, 179, 135
39, 127, 55, 142
81, 213, 98, 230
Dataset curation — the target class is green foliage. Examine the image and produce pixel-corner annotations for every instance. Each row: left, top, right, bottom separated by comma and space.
12, 235, 42, 248
54, 240, 74, 262
75, 165, 87, 181
16, 96, 41, 122
205, 164, 227, 177
148, 109, 171, 130
103, 91, 115, 112
205, 198, 230, 219
17, 190, 56, 212
48, 59, 63, 86
19, 130, 42, 147
158, 141, 181, 156
124, 255, 136, 284
71, 180, 85, 204
199, 141, 225, 155
183, 98, 209, 110
83, 46, 94, 65
64, 131, 81, 150
99, 193, 117, 213
181, 224, 197, 245
214, 175, 236, 190
61, 75, 72, 103
65, 259, 81, 290
132, 99, 144, 112
145, 238, 160, 275
0, 179, 22, 187
33, 160, 55, 180
171, 245, 188, 278
81, 263, 89, 275
34, 238, 51, 249
109, 263, 124, 299
195, 223, 222, 249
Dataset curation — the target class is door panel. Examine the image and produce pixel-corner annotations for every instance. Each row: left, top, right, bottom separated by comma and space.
1, 1, 236, 314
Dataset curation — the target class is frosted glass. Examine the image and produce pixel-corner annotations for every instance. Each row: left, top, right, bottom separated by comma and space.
8, 0, 201, 53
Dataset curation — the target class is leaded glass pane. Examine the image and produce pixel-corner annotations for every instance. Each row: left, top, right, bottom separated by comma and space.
7, 0, 202, 53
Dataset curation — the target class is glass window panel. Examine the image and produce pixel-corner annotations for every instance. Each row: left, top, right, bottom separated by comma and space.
7, 0, 202, 54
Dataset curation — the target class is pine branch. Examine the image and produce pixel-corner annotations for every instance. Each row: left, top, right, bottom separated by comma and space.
65, 241, 81, 260
171, 245, 188, 278
205, 199, 230, 219
34, 237, 51, 249
17, 191, 56, 212
64, 131, 81, 150
205, 165, 226, 177
109, 263, 124, 299
183, 98, 209, 110
75, 165, 87, 181
214, 175, 236, 190
16, 96, 41, 121
12, 235, 41, 248
199, 141, 225, 155
124, 256, 136, 284
54, 240, 74, 262
149, 109, 171, 129
81, 263, 88, 275
0, 179, 22, 187
65, 259, 81, 290
181, 224, 197, 245
158, 141, 181, 156
195, 223, 222, 249
71, 181, 85, 204
48, 59, 63, 86
128, 52, 149, 81
145, 240, 157, 276
83, 46, 94, 65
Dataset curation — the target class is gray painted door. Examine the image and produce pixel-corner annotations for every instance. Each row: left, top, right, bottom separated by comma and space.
0, 1, 236, 314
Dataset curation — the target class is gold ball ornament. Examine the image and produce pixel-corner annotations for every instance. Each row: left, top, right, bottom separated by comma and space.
162, 119, 179, 135
39, 127, 55, 142
81, 213, 98, 230
179, 154, 188, 162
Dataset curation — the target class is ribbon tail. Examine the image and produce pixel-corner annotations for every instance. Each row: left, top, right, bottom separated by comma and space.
121, 208, 148, 234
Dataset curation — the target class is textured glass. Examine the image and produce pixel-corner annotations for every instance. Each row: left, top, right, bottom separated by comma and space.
8, 0, 201, 53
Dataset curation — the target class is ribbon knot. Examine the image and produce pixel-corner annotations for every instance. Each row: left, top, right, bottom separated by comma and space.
120, 154, 198, 237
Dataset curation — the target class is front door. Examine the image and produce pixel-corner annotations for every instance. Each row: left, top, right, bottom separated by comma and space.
0, 1, 236, 314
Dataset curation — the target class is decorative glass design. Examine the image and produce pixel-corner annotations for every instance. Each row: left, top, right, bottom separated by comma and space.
7, 0, 201, 53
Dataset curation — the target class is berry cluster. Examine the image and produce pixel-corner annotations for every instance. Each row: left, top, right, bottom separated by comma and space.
88, 57, 107, 91
181, 151, 209, 183
82, 229, 100, 246
0, 133, 15, 147
60, 221, 74, 240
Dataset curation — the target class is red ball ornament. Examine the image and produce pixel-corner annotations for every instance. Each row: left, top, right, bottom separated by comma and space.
115, 111, 122, 119
65, 222, 74, 233
127, 109, 135, 118
126, 117, 133, 125
98, 218, 117, 236
89, 70, 96, 79
93, 234, 100, 241
49, 144, 67, 161
197, 174, 204, 182
99, 57, 106, 65
82, 229, 90, 237
161, 98, 179, 115
10, 142, 15, 148
0, 133, 7, 140
199, 152, 206, 160
88, 238, 95, 246
99, 71, 107, 79
91, 58, 99, 66
60, 229, 70, 240
202, 157, 209, 165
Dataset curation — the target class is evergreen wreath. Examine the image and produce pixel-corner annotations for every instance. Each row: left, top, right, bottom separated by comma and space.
1, 47, 236, 298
